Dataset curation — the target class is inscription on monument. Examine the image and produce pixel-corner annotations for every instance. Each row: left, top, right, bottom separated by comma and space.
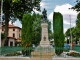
43, 36, 46, 41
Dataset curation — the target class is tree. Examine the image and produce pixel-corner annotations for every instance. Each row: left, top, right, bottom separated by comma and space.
22, 14, 34, 56
0, 0, 41, 46
48, 20, 53, 40
1, 33, 5, 40
75, 13, 80, 40
53, 12, 64, 55
71, 0, 80, 12
31, 13, 41, 46
65, 27, 75, 38
22, 14, 33, 47
65, 27, 76, 44
71, 0, 80, 43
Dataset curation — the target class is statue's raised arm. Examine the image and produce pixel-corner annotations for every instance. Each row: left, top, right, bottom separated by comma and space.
42, 8, 47, 20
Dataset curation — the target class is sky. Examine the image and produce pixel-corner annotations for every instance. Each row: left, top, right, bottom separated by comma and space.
12, 0, 78, 33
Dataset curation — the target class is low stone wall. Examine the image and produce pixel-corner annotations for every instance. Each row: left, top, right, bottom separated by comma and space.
31, 51, 56, 58
0, 57, 80, 60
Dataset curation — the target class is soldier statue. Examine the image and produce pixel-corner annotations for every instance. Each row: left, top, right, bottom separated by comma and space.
42, 8, 47, 22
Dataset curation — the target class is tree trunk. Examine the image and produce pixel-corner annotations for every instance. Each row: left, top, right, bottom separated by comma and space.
1, 0, 11, 46
3, 11, 9, 46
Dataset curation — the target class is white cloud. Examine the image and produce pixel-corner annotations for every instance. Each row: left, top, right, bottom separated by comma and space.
63, 20, 70, 25
64, 28, 67, 33
72, 23, 76, 27
40, 2, 50, 8
33, 9, 41, 14
54, 4, 77, 15
9, 19, 22, 28
48, 4, 77, 20
48, 3, 78, 33
40, 2, 45, 8
48, 12, 53, 20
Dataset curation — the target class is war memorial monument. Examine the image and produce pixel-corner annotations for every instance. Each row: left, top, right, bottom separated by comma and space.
31, 8, 55, 58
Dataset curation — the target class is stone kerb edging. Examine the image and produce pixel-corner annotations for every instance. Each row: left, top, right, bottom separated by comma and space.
0, 57, 80, 60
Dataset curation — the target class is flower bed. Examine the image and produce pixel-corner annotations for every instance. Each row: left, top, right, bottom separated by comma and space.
5, 52, 22, 56
67, 51, 80, 57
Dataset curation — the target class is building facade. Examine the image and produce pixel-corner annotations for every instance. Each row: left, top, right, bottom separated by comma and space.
1, 24, 21, 46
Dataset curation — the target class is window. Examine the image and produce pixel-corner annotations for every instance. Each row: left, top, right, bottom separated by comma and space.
13, 29, 15, 31
13, 33, 15, 37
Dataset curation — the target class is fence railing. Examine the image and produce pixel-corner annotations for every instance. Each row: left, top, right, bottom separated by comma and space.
0, 46, 35, 56
0, 45, 79, 57
0, 46, 22, 56
74, 45, 80, 52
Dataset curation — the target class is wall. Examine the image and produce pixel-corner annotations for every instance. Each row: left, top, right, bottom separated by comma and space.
8, 28, 21, 39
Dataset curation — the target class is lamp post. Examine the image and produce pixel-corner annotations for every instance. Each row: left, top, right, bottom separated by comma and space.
69, 15, 72, 50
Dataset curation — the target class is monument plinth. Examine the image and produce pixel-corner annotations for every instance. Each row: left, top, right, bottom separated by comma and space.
31, 8, 55, 58
40, 23, 50, 47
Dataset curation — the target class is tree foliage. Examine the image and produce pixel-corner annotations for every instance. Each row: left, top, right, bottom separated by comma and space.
48, 20, 53, 40
0, 0, 41, 46
65, 27, 75, 37
22, 14, 33, 47
21, 13, 52, 47
31, 13, 42, 46
75, 13, 80, 39
65, 27, 76, 44
53, 12, 64, 55
71, 1, 80, 40
71, 0, 80, 12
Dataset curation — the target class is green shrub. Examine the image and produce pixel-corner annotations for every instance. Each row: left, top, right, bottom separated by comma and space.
22, 47, 33, 56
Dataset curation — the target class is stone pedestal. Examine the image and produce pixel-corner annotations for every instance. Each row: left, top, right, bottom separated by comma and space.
31, 22, 55, 58
40, 23, 50, 47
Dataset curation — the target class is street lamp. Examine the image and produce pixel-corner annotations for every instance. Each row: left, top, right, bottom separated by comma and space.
69, 15, 72, 50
